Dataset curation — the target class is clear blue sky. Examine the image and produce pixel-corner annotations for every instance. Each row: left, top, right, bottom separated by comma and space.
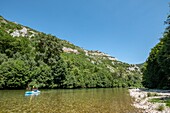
0, 0, 169, 64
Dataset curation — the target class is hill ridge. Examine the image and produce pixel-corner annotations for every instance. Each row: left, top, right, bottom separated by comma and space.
0, 16, 143, 89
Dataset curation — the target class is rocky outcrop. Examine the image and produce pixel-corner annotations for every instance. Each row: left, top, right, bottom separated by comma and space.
62, 47, 79, 54
11, 27, 28, 37
84, 50, 117, 61
10, 27, 36, 38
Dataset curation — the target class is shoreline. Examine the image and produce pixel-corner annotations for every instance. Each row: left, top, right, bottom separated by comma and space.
129, 88, 170, 113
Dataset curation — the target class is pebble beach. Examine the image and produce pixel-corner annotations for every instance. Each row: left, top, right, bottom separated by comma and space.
129, 89, 170, 113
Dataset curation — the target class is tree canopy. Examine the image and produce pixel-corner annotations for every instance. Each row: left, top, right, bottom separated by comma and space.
143, 15, 170, 89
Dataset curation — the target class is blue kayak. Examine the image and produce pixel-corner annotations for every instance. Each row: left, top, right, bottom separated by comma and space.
25, 90, 40, 96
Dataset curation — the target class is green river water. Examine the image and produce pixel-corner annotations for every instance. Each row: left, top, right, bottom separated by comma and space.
0, 88, 141, 113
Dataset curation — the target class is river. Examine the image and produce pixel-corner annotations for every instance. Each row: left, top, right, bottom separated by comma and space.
0, 88, 140, 113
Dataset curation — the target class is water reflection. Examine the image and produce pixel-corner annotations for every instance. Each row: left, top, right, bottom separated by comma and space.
0, 88, 140, 113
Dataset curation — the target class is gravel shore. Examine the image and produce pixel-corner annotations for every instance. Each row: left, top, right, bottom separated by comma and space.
129, 88, 170, 113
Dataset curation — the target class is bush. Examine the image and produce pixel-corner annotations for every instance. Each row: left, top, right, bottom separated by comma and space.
157, 104, 165, 111
147, 92, 152, 97
147, 92, 158, 97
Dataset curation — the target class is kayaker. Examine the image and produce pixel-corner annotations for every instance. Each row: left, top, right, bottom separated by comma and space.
32, 86, 38, 92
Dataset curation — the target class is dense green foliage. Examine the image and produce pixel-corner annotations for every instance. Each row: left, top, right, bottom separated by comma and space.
0, 16, 142, 89
143, 15, 170, 89
61, 53, 142, 88
0, 16, 66, 89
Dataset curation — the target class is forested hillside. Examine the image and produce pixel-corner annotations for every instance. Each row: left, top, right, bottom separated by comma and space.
0, 16, 142, 89
143, 15, 170, 89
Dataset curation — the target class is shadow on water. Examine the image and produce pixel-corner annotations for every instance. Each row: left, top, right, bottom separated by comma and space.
0, 88, 140, 113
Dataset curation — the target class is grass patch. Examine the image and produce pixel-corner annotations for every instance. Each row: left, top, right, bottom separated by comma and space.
149, 97, 170, 107
149, 98, 163, 103
165, 99, 170, 107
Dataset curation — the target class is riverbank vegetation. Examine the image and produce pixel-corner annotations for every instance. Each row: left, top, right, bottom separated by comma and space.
129, 10, 170, 112
0, 16, 142, 89
149, 98, 170, 108
142, 15, 170, 89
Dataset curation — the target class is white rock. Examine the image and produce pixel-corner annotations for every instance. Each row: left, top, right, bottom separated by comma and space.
129, 89, 170, 113
62, 47, 79, 54
11, 30, 20, 37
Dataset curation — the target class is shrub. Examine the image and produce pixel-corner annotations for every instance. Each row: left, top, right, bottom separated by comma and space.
157, 104, 165, 111
147, 92, 152, 97
147, 92, 158, 97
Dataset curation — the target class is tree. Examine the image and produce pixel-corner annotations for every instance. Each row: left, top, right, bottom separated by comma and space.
143, 14, 170, 89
